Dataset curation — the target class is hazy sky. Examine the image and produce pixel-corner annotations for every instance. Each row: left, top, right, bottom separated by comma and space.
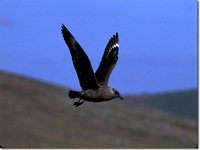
0, 0, 197, 94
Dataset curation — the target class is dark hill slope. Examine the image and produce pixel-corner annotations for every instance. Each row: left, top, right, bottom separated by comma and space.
125, 89, 198, 120
0, 71, 197, 148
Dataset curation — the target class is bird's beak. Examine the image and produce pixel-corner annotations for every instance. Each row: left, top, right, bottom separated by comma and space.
119, 95, 124, 100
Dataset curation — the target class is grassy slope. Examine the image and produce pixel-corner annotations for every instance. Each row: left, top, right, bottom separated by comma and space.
0, 71, 198, 148
125, 89, 198, 120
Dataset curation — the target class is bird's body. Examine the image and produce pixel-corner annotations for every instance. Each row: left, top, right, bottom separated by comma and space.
69, 85, 120, 102
61, 24, 123, 106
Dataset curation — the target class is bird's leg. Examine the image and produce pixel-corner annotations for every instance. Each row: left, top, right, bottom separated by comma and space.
73, 99, 84, 107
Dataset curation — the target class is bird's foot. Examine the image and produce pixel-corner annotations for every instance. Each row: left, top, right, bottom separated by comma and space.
73, 99, 84, 107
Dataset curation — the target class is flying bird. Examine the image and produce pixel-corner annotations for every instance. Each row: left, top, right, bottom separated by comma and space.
61, 24, 123, 107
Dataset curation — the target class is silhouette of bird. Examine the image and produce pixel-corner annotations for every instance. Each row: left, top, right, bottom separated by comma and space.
61, 24, 123, 107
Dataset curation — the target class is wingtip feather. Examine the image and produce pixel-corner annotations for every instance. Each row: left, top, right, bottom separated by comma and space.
61, 24, 66, 32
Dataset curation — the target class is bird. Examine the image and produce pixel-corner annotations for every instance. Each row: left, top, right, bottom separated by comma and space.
61, 24, 123, 107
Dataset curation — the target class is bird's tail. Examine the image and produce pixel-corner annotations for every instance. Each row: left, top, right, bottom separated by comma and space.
68, 90, 81, 99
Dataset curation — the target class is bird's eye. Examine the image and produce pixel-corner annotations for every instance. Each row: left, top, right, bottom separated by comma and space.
115, 91, 119, 95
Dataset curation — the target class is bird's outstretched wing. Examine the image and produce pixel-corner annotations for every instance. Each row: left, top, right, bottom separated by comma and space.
61, 24, 99, 90
95, 33, 119, 85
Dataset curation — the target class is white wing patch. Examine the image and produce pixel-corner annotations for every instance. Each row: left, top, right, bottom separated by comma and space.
106, 43, 119, 58
112, 43, 119, 49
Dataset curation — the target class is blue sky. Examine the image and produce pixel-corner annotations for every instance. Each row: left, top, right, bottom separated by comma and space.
0, 0, 197, 94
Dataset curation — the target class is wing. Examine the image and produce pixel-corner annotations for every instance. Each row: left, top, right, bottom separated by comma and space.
61, 24, 99, 90
95, 33, 119, 85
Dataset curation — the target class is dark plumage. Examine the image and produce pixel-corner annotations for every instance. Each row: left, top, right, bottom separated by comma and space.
61, 24, 123, 107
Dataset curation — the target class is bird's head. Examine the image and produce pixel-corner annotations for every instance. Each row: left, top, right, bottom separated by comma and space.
112, 88, 124, 100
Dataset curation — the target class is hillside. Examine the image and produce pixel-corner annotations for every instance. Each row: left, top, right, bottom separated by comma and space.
0, 71, 198, 148
125, 89, 198, 120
